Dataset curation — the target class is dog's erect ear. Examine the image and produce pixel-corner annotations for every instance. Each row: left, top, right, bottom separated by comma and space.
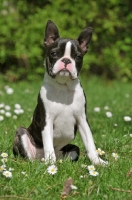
44, 20, 60, 47
77, 27, 93, 55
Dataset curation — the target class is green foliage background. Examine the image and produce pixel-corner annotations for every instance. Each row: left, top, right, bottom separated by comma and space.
0, 0, 132, 81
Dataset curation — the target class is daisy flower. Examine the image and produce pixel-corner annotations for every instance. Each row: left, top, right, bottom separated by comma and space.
9, 168, 14, 171
13, 115, 17, 119
3, 170, 12, 178
106, 111, 112, 118
96, 148, 105, 156
0, 103, 5, 108
0, 109, 5, 114
112, 153, 119, 160
0, 164, 6, 172
14, 104, 21, 109
81, 164, 87, 168
88, 165, 96, 172
21, 171, 28, 176
14, 109, 21, 115
21, 171, 26, 175
124, 116, 131, 122
47, 165, 58, 175
41, 158, 45, 162
6, 87, 14, 95
19, 109, 24, 114
1, 152, 8, 158
5, 112, 12, 117
59, 159, 63, 164
14, 109, 24, 115
71, 185, 78, 190
89, 170, 99, 176
1, 158, 8, 163
94, 107, 100, 112
104, 106, 109, 110
4, 105, 11, 110
0, 115, 4, 121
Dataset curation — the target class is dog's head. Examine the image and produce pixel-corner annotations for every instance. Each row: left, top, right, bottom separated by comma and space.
44, 20, 92, 83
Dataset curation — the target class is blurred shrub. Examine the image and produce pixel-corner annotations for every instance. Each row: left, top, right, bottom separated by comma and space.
0, 0, 132, 81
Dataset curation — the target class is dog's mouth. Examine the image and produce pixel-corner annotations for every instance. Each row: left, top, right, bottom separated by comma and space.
58, 69, 70, 77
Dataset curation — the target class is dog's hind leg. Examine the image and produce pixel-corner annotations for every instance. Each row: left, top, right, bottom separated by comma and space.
13, 127, 37, 160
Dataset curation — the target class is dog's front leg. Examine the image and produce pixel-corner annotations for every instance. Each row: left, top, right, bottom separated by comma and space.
78, 116, 107, 165
41, 120, 56, 163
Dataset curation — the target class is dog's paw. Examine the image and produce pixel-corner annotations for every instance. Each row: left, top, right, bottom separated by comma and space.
44, 151, 56, 164
92, 157, 108, 166
88, 153, 108, 165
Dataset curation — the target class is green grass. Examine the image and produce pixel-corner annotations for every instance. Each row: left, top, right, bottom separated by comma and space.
0, 75, 132, 200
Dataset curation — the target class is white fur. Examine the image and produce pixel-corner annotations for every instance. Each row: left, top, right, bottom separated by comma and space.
40, 72, 106, 165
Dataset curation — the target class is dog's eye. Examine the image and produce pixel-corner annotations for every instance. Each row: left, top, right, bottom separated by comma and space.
50, 51, 57, 57
76, 55, 82, 61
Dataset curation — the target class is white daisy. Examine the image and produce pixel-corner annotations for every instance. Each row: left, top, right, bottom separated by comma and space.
47, 165, 58, 175
88, 165, 95, 171
104, 106, 109, 110
5, 112, 12, 117
6, 87, 14, 95
94, 107, 100, 112
1, 152, 8, 158
112, 153, 119, 159
0, 164, 6, 172
4, 85, 9, 90
71, 185, 78, 190
0, 115, 4, 121
124, 116, 131, 122
19, 109, 24, 114
14, 109, 21, 115
9, 168, 14, 171
0, 109, 5, 114
41, 158, 45, 162
89, 170, 99, 176
106, 111, 112, 118
14, 104, 21, 109
1, 158, 8, 163
3, 170, 12, 178
81, 164, 87, 168
0, 103, 5, 108
21, 171, 28, 176
14, 109, 24, 115
21, 171, 26, 175
4, 105, 11, 110
13, 115, 17, 119
96, 148, 105, 155
59, 159, 63, 164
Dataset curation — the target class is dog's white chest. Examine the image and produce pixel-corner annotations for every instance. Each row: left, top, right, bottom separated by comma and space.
40, 73, 85, 149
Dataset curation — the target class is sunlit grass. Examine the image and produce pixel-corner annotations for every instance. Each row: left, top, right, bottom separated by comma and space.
0, 75, 132, 199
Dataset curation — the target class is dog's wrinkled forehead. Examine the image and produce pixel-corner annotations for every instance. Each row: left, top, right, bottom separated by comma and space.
47, 38, 82, 58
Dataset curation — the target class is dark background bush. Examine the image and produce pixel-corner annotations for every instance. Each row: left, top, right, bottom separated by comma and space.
0, 0, 132, 81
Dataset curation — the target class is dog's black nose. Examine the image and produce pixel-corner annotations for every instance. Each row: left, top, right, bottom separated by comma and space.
61, 58, 71, 66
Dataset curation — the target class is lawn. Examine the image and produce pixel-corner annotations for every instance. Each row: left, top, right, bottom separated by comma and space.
0, 75, 132, 200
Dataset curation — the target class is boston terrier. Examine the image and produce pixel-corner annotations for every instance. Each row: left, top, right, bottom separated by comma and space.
13, 20, 106, 165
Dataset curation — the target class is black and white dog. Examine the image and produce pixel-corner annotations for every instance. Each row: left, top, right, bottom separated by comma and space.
13, 20, 106, 165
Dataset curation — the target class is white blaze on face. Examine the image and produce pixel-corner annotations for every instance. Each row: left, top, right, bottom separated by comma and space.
52, 41, 77, 82
64, 41, 72, 57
